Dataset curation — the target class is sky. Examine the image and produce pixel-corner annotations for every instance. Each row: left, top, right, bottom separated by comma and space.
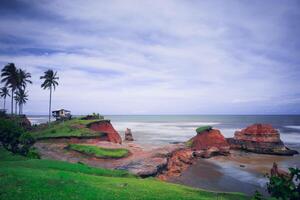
0, 0, 300, 115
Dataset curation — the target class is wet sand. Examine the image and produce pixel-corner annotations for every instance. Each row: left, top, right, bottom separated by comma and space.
169, 149, 300, 196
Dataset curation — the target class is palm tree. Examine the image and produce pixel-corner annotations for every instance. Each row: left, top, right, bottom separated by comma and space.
17, 69, 32, 89
40, 70, 59, 123
14, 89, 28, 115
1, 63, 18, 115
0, 87, 10, 111
15, 69, 32, 115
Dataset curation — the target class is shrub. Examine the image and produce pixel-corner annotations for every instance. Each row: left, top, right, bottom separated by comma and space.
266, 167, 300, 200
253, 167, 300, 200
26, 147, 40, 159
196, 126, 212, 133
0, 119, 36, 156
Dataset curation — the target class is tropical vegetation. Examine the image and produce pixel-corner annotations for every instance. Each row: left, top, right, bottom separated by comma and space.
31, 118, 105, 139
0, 86, 10, 110
0, 117, 36, 157
40, 69, 59, 123
0, 63, 32, 115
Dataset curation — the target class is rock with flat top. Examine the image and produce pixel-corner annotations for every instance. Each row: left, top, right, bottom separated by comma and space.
190, 128, 230, 158
227, 124, 298, 155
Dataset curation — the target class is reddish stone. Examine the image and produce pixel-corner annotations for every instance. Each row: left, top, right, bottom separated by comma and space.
234, 124, 280, 143
191, 129, 230, 156
158, 149, 195, 179
270, 162, 290, 179
227, 124, 298, 155
87, 120, 122, 144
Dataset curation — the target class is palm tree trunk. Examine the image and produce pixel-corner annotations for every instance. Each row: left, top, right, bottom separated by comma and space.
15, 101, 18, 115
49, 86, 52, 123
3, 97, 5, 110
11, 90, 13, 115
19, 104, 21, 115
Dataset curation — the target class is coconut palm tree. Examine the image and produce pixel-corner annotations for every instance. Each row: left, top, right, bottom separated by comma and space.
15, 69, 32, 115
14, 89, 28, 115
0, 87, 10, 111
1, 63, 18, 115
40, 69, 59, 123
17, 69, 32, 90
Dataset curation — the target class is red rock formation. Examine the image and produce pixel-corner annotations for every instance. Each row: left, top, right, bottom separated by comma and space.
158, 148, 195, 180
227, 124, 298, 155
87, 120, 122, 144
234, 124, 280, 143
190, 129, 230, 158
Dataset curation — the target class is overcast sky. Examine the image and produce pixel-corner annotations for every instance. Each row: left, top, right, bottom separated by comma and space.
0, 0, 300, 115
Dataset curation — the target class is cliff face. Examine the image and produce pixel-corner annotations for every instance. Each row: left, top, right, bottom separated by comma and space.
87, 120, 122, 144
190, 129, 230, 158
227, 124, 298, 155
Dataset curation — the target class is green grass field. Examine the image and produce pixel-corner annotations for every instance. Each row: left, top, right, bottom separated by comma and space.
30, 119, 105, 139
0, 148, 249, 200
67, 144, 129, 158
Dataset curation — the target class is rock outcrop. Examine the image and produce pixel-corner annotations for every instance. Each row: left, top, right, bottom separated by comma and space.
190, 128, 230, 158
158, 149, 195, 180
124, 128, 134, 141
116, 144, 186, 178
270, 162, 290, 179
117, 157, 168, 177
87, 120, 122, 144
227, 124, 298, 155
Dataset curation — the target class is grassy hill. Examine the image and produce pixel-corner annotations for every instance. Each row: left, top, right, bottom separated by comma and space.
30, 119, 105, 139
0, 148, 249, 200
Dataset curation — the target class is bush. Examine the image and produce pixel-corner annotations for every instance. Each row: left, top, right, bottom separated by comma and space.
0, 119, 36, 156
252, 167, 300, 200
196, 126, 212, 133
266, 167, 300, 200
26, 147, 40, 159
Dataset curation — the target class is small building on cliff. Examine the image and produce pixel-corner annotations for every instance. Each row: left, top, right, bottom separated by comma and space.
52, 109, 72, 121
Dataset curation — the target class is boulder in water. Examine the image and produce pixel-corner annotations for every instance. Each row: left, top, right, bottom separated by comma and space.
124, 128, 134, 141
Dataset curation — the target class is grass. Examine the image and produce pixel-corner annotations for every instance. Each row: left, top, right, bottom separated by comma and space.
0, 148, 249, 200
30, 118, 106, 139
67, 144, 129, 158
196, 126, 212, 133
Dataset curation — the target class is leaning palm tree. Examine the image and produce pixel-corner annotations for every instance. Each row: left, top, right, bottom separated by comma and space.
40, 70, 59, 123
1, 63, 18, 115
0, 87, 10, 111
14, 89, 28, 115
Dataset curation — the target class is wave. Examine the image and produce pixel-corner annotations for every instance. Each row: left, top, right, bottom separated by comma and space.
285, 126, 300, 130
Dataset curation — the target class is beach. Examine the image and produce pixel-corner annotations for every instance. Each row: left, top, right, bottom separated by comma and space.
28, 115, 300, 195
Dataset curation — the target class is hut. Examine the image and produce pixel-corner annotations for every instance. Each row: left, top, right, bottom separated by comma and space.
52, 109, 72, 121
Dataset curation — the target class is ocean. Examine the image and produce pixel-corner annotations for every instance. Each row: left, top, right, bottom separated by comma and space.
28, 115, 300, 148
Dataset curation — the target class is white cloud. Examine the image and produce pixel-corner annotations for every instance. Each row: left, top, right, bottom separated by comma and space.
0, 0, 299, 114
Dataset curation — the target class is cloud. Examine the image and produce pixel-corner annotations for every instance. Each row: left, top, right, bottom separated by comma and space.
0, 0, 300, 114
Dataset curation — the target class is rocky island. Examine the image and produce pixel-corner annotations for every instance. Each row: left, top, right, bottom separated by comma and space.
227, 124, 298, 155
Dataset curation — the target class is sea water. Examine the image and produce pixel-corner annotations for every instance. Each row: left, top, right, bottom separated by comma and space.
28, 115, 300, 148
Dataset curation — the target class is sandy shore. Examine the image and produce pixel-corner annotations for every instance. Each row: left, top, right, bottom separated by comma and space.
169, 149, 300, 196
